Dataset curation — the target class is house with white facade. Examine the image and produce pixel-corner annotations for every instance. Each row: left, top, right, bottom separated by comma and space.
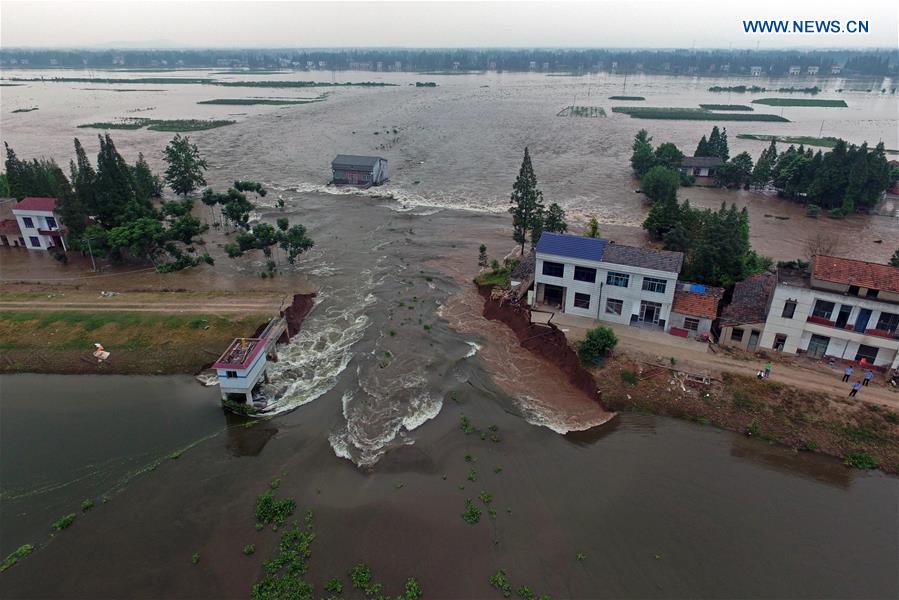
760, 256, 899, 370
669, 282, 724, 339
533, 233, 684, 331
11, 197, 66, 251
679, 156, 723, 178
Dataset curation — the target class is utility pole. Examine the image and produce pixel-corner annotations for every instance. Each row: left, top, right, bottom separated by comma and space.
86, 238, 97, 272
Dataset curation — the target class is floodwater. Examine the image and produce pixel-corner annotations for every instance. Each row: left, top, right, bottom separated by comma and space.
1, 70, 898, 596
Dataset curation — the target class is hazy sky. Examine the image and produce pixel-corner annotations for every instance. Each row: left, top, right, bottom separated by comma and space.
2, 0, 897, 49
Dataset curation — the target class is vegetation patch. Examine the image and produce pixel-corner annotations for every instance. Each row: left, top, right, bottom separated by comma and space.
255, 490, 296, 526
844, 451, 878, 470
475, 258, 520, 288
1, 544, 34, 572
78, 118, 236, 131
613, 106, 789, 121
751, 98, 847, 107
11, 107, 39, 113
698, 104, 753, 111
735, 134, 898, 153
462, 499, 482, 524
608, 95, 644, 100
52, 513, 76, 531
557, 105, 606, 117
197, 98, 322, 106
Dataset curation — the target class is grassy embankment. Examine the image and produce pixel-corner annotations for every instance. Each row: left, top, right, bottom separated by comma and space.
77, 118, 236, 131
708, 86, 821, 94
608, 95, 645, 100
751, 98, 847, 107
4, 77, 397, 88
0, 311, 268, 374
596, 355, 899, 473
196, 98, 322, 106
612, 106, 789, 121
698, 104, 753, 111
736, 134, 899, 154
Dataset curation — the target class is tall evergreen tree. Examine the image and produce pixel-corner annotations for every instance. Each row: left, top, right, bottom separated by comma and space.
751, 140, 777, 188
694, 135, 710, 157
132, 153, 163, 200
630, 130, 654, 176
543, 202, 568, 234
509, 147, 544, 254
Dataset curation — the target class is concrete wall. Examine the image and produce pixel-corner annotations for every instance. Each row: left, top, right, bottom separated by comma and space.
534, 252, 678, 330
760, 282, 899, 368
12, 209, 59, 251
669, 311, 713, 338
720, 323, 766, 351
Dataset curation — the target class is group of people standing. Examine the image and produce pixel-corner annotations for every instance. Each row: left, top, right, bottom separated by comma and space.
843, 365, 875, 397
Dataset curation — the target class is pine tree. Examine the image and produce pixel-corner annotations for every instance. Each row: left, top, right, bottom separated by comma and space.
132, 153, 163, 200
694, 135, 710, 157
707, 127, 722, 160
718, 127, 730, 162
630, 130, 654, 176
509, 147, 544, 254
543, 202, 568, 233
751, 140, 777, 188
478, 244, 488, 267
585, 216, 600, 238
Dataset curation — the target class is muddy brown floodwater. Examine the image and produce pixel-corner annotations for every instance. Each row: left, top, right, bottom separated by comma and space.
1, 69, 897, 598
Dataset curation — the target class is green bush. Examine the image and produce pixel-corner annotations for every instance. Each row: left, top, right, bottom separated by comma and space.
52, 513, 76, 531
577, 327, 618, 365
844, 451, 878, 469
243, 544, 256, 555
1, 544, 34, 572
462, 499, 482, 524
806, 204, 821, 218
620, 370, 638, 385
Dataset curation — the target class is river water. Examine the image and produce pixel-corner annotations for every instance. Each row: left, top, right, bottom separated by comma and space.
1, 69, 898, 596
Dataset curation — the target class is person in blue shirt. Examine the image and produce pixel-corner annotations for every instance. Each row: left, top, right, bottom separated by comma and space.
863, 370, 874, 386
842, 365, 853, 382
849, 381, 862, 397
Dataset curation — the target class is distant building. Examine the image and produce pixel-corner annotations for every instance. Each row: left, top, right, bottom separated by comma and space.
807, 66, 820, 75
788, 65, 801, 75
719, 271, 776, 351
669, 283, 724, 339
830, 64, 842, 75
330, 155, 389, 186
679, 156, 723, 178
750, 66, 763, 76
11, 197, 66, 251
721, 63, 731, 72
760, 257, 899, 369
533, 233, 684, 331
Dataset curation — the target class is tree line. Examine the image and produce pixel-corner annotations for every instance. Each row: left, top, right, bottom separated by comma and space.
632, 128, 895, 214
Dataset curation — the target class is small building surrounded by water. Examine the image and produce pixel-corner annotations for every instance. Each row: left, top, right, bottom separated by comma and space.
11, 197, 66, 251
679, 156, 723, 178
331, 155, 389, 186
214, 337, 269, 408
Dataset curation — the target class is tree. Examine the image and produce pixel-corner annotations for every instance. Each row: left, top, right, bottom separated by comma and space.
890, 249, 899, 268
694, 135, 711, 157
276, 217, 289, 231
132, 153, 163, 200
0, 173, 8, 197
706, 126, 729, 162
640, 166, 679, 204
630, 129, 655, 176
95, 134, 152, 227
508, 147, 544, 254
543, 202, 567, 233
715, 151, 754, 188
585, 216, 600, 238
163, 134, 207, 197
478, 244, 488, 267
652, 143, 684, 171
751, 140, 777, 189
279, 224, 314, 263
804, 231, 842, 259
577, 326, 618, 365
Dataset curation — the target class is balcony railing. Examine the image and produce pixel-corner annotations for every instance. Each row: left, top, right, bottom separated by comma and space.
806, 315, 899, 340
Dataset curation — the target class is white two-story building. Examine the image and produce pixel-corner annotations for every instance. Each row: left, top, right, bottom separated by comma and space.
11, 197, 67, 251
760, 256, 899, 370
533, 233, 684, 331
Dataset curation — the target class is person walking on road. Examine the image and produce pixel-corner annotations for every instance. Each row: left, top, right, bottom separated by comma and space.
849, 381, 861, 397
764, 361, 772, 378
863, 370, 874, 386
842, 365, 853, 383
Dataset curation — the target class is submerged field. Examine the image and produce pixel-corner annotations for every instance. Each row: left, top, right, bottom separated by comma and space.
751, 98, 848, 107
611, 106, 789, 121
78, 118, 236, 131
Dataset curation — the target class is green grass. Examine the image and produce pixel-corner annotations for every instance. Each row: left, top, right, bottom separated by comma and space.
462, 499, 482, 524
557, 105, 606, 117
609, 95, 645, 100
620, 370, 638, 385
81, 498, 94, 511
699, 104, 753, 111
197, 98, 321, 105
612, 106, 789, 121
77, 118, 235, 131
255, 490, 296, 526
243, 544, 256, 555
708, 85, 767, 93
52, 513, 76, 531
6, 77, 397, 89
844, 451, 878, 469
751, 98, 847, 107
1, 544, 34, 572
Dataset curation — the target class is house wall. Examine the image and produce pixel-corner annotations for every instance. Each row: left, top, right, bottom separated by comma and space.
12, 209, 60, 251
669, 311, 713, 338
216, 350, 268, 396
760, 282, 899, 368
534, 252, 678, 330
720, 323, 767, 351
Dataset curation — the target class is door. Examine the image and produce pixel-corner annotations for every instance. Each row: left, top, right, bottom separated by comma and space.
807, 334, 831, 359
834, 305, 853, 329
854, 309, 872, 332
747, 329, 760, 350
639, 301, 661, 325
543, 284, 564, 309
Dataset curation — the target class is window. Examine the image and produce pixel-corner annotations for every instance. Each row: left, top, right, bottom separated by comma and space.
22, 217, 34, 228
573, 293, 591, 309
811, 300, 835, 320
683, 317, 700, 331
226, 370, 238, 378
773, 334, 787, 351
605, 298, 623, 315
573, 266, 596, 283
45, 216, 57, 229
876, 312, 899, 334
606, 272, 630, 287
848, 285, 860, 296
781, 300, 797, 318
730, 328, 744, 342
29, 236, 40, 247
641, 277, 667, 294
855, 345, 879, 364
542, 261, 564, 278
865, 288, 879, 299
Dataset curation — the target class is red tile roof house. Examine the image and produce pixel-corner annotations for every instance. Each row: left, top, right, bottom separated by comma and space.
11, 197, 67, 251
760, 256, 899, 370
669, 282, 725, 340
